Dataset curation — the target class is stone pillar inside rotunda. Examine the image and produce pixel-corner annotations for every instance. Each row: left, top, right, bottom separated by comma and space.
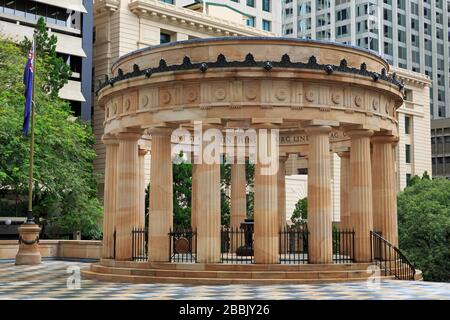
305, 125, 333, 264
116, 132, 141, 261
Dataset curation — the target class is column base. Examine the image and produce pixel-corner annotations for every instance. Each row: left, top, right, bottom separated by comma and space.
15, 224, 42, 265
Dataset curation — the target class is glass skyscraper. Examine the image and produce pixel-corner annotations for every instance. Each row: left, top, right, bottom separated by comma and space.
282, 0, 450, 120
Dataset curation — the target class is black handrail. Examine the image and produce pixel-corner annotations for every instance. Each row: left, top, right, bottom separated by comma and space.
370, 231, 415, 280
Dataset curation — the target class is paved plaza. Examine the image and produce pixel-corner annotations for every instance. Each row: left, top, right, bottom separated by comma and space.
0, 260, 449, 300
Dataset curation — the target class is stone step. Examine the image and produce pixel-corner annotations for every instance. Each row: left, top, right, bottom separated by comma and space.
82, 269, 395, 285
99, 259, 372, 272
90, 264, 378, 281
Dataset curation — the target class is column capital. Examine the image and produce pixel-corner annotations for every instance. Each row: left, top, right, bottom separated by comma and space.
251, 118, 283, 129
116, 131, 142, 141
138, 148, 149, 156
102, 134, 119, 145
371, 134, 399, 145
305, 125, 332, 135
202, 123, 225, 131
337, 151, 350, 158
346, 129, 374, 138
148, 127, 174, 137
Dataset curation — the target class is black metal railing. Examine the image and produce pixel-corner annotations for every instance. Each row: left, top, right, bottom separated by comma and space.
221, 226, 254, 264
132, 227, 148, 262
332, 228, 355, 263
279, 225, 309, 264
169, 228, 196, 263
370, 231, 416, 280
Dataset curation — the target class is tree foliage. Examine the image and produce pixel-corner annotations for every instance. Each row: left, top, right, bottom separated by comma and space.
0, 31, 102, 238
291, 197, 308, 226
398, 173, 450, 282
20, 17, 71, 97
173, 161, 193, 228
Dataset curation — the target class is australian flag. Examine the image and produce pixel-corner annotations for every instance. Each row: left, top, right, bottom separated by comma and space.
23, 40, 35, 137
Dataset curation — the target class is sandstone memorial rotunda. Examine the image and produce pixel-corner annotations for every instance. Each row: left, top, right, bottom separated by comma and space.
83, 37, 419, 284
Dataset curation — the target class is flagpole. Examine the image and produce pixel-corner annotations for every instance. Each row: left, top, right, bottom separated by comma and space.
26, 32, 36, 225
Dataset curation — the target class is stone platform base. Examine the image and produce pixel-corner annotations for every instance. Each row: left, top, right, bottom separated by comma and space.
15, 224, 41, 265
81, 259, 397, 285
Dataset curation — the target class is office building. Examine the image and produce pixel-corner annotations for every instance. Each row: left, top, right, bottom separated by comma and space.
0, 0, 93, 120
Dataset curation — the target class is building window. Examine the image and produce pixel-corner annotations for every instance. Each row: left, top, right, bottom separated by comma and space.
0, 0, 80, 29
262, 0, 271, 12
160, 33, 171, 44
336, 25, 349, 37
405, 144, 411, 163
317, 0, 330, 10
404, 89, 413, 101
405, 116, 411, 134
262, 19, 271, 31
297, 168, 308, 175
337, 8, 349, 21
247, 0, 255, 7
406, 173, 412, 186
160, 0, 174, 4
246, 16, 255, 27
284, 26, 293, 35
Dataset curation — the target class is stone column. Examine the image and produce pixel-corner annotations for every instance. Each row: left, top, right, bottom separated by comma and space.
337, 151, 350, 229
305, 125, 333, 264
116, 131, 141, 261
196, 147, 221, 263
230, 163, 247, 229
149, 129, 173, 262
102, 135, 119, 259
138, 148, 148, 228
372, 134, 398, 246
348, 129, 374, 262
254, 128, 279, 264
278, 155, 288, 254
277, 156, 288, 230
191, 163, 198, 231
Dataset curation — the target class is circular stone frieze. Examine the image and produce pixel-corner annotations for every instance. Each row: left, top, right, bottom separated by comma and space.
141, 95, 149, 109
331, 92, 341, 104
275, 88, 288, 101
124, 99, 131, 111
214, 88, 227, 101
372, 99, 379, 111
186, 89, 198, 102
245, 87, 257, 100
305, 90, 316, 102
101, 38, 403, 142
161, 91, 171, 104
354, 96, 363, 107
174, 237, 190, 254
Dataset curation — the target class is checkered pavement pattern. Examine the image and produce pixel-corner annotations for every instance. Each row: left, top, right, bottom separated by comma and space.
0, 260, 449, 300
